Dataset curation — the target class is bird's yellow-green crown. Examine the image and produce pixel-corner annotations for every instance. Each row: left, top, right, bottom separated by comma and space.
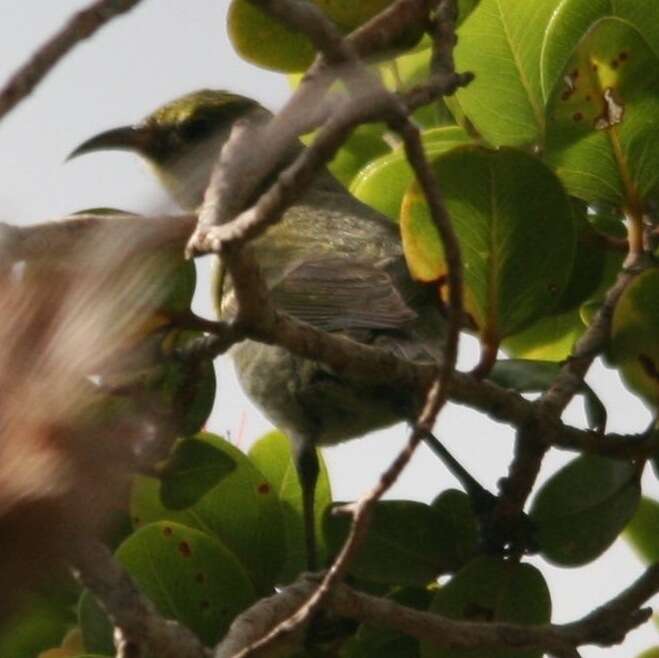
143, 89, 260, 133
69, 89, 262, 163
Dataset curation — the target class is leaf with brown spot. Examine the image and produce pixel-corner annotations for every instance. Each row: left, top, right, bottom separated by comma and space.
115, 522, 255, 646
132, 433, 286, 593
544, 17, 659, 206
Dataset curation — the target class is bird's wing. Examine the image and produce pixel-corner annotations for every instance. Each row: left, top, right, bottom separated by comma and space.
269, 256, 419, 332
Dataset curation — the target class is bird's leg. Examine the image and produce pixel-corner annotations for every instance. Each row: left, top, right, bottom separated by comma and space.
293, 439, 320, 571
420, 431, 496, 516
421, 431, 538, 555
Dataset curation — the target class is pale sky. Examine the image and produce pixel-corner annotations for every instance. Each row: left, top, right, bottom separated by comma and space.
0, 2, 656, 655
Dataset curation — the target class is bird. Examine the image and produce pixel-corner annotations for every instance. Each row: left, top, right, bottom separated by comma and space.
69, 89, 491, 569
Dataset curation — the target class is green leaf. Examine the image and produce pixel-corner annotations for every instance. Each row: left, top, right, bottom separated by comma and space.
555, 200, 606, 312
588, 200, 627, 238
457, 0, 481, 25
131, 432, 285, 593
624, 497, 659, 563
487, 359, 607, 431
430, 490, 480, 572
489, 358, 562, 390
159, 437, 237, 510
540, 0, 659, 101
228, 0, 423, 73
544, 17, 659, 206
610, 268, 659, 410
0, 585, 78, 658
78, 591, 114, 656
325, 122, 391, 188
579, 298, 601, 327
249, 430, 331, 582
504, 249, 624, 361
452, 0, 561, 146
350, 126, 470, 220
421, 557, 551, 658
116, 522, 256, 646
227, 0, 315, 72
503, 307, 586, 361
530, 455, 641, 566
400, 146, 575, 344
324, 500, 459, 586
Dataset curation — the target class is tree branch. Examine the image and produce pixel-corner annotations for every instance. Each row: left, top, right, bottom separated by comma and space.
215, 563, 659, 658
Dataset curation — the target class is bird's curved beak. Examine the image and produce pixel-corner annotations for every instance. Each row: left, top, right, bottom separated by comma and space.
67, 125, 157, 161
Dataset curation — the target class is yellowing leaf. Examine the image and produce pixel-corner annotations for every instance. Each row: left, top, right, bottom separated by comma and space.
400, 146, 575, 345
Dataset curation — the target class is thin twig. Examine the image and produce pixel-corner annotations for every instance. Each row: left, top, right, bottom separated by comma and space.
560, 561, 659, 646
0, 0, 144, 121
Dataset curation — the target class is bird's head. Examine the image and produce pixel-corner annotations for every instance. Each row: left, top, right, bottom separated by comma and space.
69, 89, 267, 210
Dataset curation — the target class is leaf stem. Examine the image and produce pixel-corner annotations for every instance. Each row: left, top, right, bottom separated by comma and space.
388, 60, 405, 91
625, 209, 645, 263
472, 336, 499, 379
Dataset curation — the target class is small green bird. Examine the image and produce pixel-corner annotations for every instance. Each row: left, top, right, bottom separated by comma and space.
71, 89, 484, 568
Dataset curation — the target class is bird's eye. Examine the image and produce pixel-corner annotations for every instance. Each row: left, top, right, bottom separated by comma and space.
179, 117, 213, 141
